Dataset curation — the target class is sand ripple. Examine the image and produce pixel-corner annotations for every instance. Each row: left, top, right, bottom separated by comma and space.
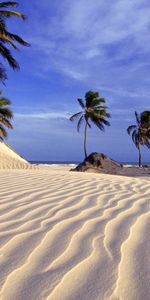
0, 168, 149, 300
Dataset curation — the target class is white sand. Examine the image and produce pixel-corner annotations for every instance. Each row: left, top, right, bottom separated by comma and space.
0, 163, 150, 300
0, 142, 35, 169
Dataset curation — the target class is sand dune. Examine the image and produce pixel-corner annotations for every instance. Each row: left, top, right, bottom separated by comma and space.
0, 166, 149, 300
0, 142, 35, 169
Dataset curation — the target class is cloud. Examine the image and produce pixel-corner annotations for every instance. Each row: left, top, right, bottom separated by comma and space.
15, 111, 70, 120
21, 0, 150, 100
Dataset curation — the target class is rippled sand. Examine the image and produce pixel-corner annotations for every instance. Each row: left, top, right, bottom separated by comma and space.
0, 166, 149, 300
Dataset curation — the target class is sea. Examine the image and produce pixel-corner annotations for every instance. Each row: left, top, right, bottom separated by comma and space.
30, 161, 150, 166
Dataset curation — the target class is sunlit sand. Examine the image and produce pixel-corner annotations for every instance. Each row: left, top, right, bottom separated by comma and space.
0, 143, 149, 300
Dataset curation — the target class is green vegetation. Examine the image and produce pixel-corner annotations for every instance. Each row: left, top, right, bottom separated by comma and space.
0, 90, 13, 140
141, 110, 150, 138
70, 90, 111, 158
0, 1, 30, 81
127, 111, 150, 167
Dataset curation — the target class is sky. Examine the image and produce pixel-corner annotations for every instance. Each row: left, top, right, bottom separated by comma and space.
1, 0, 150, 162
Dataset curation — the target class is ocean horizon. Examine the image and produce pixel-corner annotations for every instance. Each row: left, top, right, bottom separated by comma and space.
30, 160, 150, 165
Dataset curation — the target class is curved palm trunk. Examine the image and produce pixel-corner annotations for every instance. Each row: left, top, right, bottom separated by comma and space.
84, 122, 88, 159
138, 145, 142, 167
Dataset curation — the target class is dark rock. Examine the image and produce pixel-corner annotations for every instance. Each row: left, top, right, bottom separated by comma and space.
71, 152, 123, 174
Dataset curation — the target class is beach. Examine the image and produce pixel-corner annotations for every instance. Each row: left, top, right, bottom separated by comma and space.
0, 163, 150, 300
0, 0, 150, 299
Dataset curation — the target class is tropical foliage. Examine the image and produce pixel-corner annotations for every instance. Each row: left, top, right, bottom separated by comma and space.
141, 110, 150, 138
0, 1, 30, 81
127, 111, 150, 167
0, 90, 13, 139
70, 90, 111, 158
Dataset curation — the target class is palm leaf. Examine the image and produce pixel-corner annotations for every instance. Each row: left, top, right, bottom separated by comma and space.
69, 111, 82, 121
93, 120, 105, 131
0, 124, 7, 139
135, 111, 140, 125
0, 33, 18, 49
0, 63, 7, 81
127, 125, 137, 135
0, 16, 6, 31
77, 115, 84, 132
145, 140, 150, 149
0, 97, 11, 106
6, 32, 30, 46
0, 2, 18, 8
0, 116, 13, 127
0, 108, 13, 118
101, 118, 110, 126
0, 10, 26, 19
77, 98, 85, 109
0, 42, 19, 68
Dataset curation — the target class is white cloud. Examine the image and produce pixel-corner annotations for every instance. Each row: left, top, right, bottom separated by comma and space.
26, 0, 150, 84
15, 111, 70, 120
16, 0, 150, 109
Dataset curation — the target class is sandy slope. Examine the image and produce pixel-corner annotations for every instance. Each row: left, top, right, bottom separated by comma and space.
0, 142, 35, 169
0, 166, 149, 300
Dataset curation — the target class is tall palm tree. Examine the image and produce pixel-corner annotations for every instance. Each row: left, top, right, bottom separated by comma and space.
0, 90, 13, 139
70, 91, 111, 158
0, 1, 30, 80
127, 111, 150, 167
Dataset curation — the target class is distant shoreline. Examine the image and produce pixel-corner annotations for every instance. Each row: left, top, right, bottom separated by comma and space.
30, 160, 150, 166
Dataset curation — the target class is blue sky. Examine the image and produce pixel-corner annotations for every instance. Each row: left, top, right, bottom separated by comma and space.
1, 0, 150, 162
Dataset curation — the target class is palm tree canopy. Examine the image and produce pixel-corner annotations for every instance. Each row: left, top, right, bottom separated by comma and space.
0, 90, 13, 139
0, 1, 30, 80
141, 110, 150, 139
141, 110, 150, 126
70, 90, 111, 132
127, 111, 150, 149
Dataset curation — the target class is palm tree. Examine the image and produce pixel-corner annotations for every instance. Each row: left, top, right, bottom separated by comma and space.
70, 90, 111, 158
0, 1, 30, 80
127, 111, 150, 167
0, 90, 13, 139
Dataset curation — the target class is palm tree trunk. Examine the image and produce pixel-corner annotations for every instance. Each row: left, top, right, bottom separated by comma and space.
84, 122, 88, 159
138, 145, 142, 167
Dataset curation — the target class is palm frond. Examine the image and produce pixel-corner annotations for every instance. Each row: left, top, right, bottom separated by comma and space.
0, 62, 7, 81
0, 16, 7, 31
0, 107, 13, 118
144, 140, 150, 149
0, 92, 13, 139
95, 105, 108, 109
101, 118, 110, 126
6, 33, 30, 46
0, 2, 18, 8
0, 124, 7, 139
93, 120, 105, 131
0, 97, 11, 106
132, 130, 139, 148
135, 111, 140, 125
0, 10, 26, 19
77, 98, 85, 109
127, 125, 137, 135
93, 109, 110, 118
0, 42, 19, 69
77, 115, 84, 132
90, 99, 103, 107
0, 116, 13, 127
0, 33, 18, 49
84, 115, 91, 128
69, 111, 82, 121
